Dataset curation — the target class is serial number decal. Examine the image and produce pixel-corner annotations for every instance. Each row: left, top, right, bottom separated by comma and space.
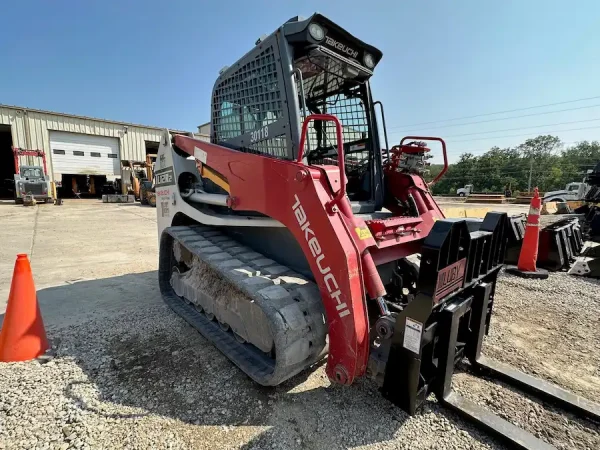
250, 126, 269, 143
154, 167, 175, 187
156, 189, 170, 197
434, 258, 467, 302
403, 318, 423, 354
161, 200, 170, 218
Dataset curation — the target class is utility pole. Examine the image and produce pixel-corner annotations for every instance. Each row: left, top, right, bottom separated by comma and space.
528, 155, 534, 192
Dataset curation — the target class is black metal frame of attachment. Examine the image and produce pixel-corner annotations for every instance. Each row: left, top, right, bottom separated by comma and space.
381, 213, 600, 450
538, 218, 584, 271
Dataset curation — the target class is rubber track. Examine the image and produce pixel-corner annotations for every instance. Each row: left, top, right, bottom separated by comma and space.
159, 225, 328, 386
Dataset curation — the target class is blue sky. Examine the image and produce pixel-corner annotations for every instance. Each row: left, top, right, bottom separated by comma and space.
1, 1, 599, 162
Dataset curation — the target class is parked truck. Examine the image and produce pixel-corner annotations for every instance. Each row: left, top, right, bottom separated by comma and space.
456, 184, 473, 197
543, 181, 590, 203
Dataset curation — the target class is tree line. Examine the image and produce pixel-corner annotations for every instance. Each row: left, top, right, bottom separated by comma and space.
426, 135, 600, 195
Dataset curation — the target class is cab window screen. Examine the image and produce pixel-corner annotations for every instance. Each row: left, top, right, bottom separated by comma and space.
212, 45, 287, 158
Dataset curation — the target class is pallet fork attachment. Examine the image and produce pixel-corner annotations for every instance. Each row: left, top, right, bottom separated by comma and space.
437, 285, 599, 449
381, 213, 600, 449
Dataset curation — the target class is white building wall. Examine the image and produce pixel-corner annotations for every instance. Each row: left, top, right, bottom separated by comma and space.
0, 105, 208, 181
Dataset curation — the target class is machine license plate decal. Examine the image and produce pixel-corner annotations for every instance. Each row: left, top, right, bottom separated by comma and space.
403, 318, 423, 354
154, 167, 175, 187
434, 258, 467, 302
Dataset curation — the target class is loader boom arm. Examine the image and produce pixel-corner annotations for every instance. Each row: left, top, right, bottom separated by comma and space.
173, 134, 371, 383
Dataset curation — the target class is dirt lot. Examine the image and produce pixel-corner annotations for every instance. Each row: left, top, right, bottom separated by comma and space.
0, 199, 598, 449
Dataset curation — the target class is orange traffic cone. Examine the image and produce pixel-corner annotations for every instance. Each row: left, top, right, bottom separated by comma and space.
506, 188, 549, 279
0, 254, 49, 362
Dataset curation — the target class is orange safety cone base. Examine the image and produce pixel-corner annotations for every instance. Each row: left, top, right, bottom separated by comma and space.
0, 254, 49, 362
505, 264, 549, 279
511, 187, 547, 278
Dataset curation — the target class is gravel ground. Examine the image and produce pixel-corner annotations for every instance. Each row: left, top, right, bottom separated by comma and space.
1, 270, 598, 449
0, 293, 502, 450
451, 271, 600, 450
1, 202, 598, 449
485, 272, 600, 401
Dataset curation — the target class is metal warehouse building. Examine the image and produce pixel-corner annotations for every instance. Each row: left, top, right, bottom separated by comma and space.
0, 104, 207, 199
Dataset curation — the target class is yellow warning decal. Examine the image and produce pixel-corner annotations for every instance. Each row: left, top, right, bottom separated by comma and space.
355, 226, 373, 240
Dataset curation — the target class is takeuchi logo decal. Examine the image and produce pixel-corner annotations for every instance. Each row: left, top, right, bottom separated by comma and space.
324, 36, 359, 59
292, 194, 350, 318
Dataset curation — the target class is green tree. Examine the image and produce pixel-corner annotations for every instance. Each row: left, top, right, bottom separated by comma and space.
427, 135, 600, 195
517, 135, 562, 192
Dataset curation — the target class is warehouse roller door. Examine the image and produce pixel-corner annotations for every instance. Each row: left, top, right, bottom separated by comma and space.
49, 131, 120, 179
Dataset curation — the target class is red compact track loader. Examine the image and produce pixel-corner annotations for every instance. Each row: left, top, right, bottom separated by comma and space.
156, 14, 599, 448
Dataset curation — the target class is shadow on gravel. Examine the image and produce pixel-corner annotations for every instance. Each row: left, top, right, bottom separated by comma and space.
34, 272, 506, 449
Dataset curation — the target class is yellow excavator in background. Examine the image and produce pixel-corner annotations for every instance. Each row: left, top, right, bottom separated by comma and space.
143, 154, 157, 207
121, 160, 148, 201
146, 153, 157, 181
120, 155, 157, 206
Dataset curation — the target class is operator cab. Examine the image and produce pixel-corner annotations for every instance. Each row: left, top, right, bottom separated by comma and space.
210, 14, 385, 212
20, 166, 45, 180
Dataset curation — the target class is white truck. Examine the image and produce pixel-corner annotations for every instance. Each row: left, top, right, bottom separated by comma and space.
543, 181, 590, 203
456, 184, 474, 197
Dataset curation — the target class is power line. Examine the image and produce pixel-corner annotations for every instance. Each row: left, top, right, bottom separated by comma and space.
446, 125, 600, 144
422, 141, 600, 161
454, 140, 585, 155
432, 161, 599, 171
419, 143, 600, 161
428, 160, 600, 170
434, 164, 598, 175
423, 118, 600, 139
431, 145, 596, 158
427, 161, 598, 176
426, 155, 600, 169
388, 95, 600, 129
433, 168, 597, 182
388, 103, 600, 133
423, 139, 599, 156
